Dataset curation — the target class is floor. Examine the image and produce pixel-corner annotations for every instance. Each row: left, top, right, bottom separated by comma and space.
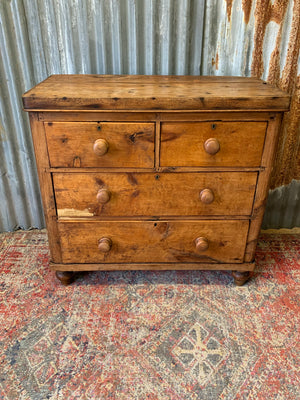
0, 230, 299, 399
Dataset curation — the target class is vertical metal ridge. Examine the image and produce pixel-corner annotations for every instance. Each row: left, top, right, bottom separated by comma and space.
0, 0, 44, 231
263, 180, 300, 229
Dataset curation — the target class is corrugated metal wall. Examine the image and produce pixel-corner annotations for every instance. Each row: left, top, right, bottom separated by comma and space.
0, 0, 299, 232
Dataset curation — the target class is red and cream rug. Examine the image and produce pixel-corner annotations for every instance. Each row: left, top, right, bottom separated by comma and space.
0, 230, 299, 399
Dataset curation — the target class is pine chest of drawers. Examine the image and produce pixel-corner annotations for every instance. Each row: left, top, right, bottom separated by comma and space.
23, 75, 290, 285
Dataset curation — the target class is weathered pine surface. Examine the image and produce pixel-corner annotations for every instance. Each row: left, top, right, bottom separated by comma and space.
58, 220, 249, 264
23, 75, 289, 285
53, 172, 257, 217
160, 122, 267, 167
23, 75, 290, 111
45, 122, 154, 168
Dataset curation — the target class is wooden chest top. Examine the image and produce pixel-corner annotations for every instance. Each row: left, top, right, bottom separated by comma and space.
22, 75, 290, 111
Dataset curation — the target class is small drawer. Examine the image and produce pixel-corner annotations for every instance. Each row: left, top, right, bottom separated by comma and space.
44, 122, 155, 168
53, 172, 257, 217
160, 121, 267, 167
58, 220, 249, 263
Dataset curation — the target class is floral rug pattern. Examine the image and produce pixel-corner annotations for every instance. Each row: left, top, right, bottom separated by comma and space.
0, 230, 299, 399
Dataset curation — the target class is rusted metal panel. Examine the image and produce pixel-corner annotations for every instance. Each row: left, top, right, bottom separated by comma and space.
202, 0, 257, 76
250, 0, 300, 189
0, 0, 204, 232
0, 0, 44, 231
203, 0, 299, 228
0, 0, 299, 231
263, 180, 300, 229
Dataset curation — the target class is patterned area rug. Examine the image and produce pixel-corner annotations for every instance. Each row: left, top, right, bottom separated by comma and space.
0, 230, 299, 400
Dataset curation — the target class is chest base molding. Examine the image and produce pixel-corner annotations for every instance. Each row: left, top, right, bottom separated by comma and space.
50, 261, 255, 272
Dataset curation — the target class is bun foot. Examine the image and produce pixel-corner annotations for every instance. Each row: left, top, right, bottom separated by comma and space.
232, 270, 252, 286
55, 271, 75, 286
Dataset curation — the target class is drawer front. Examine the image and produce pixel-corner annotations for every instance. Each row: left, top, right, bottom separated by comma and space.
58, 220, 249, 263
45, 122, 155, 167
160, 122, 267, 167
53, 172, 257, 217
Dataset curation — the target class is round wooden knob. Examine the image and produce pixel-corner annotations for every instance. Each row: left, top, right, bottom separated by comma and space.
96, 189, 111, 204
199, 188, 214, 204
93, 139, 109, 156
204, 138, 220, 155
98, 237, 112, 253
195, 237, 209, 251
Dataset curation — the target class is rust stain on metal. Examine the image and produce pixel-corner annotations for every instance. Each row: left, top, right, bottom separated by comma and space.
279, 0, 300, 92
269, 0, 300, 188
224, 0, 233, 22
270, 0, 291, 24
250, 0, 300, 188
271, 75, 300, 188
251, 0, 272, 78
251, 0, 289, 78
267, 25, 283, 86
0, 120, 7, 141
266, 0, 293, 86
242, 0, 253, 24
212, 52, 219, 70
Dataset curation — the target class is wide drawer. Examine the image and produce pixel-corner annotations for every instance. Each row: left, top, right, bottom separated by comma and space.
44, 122, 155, 167
160, 121, 267, 167
58, 220, 249, 263
53, 172, 257, 217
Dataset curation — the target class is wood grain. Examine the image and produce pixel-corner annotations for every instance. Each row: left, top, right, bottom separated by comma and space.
28, 113, 62, 262
48, 166, 261, 173
23, 75, 290, 111
57, 220, 249, 264
161, 122, 267, 167
53, 172, 257, 217
245, 114, 283, 262
38, 111, 273, 122
45, 122, 154, 168
23, 76, 289, 282
50, 261, 255, 272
